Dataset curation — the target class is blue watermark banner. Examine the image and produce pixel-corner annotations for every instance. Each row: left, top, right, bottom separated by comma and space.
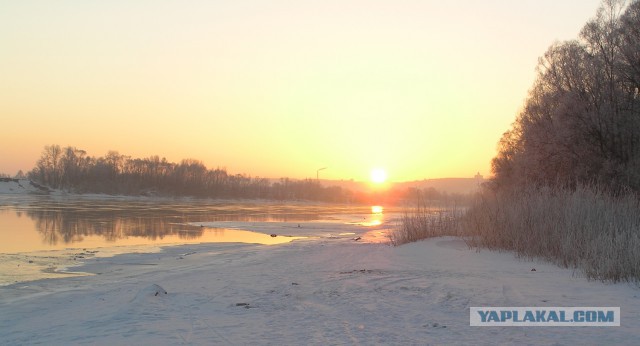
470, 307, 620, 326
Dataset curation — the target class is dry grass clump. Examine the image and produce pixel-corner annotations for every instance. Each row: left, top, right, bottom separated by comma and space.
464, 185, 640, 282
394, 184, 640, 283
389, 197, 463, 246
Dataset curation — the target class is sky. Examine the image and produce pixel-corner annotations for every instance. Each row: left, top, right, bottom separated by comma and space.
0, 0, 603, 182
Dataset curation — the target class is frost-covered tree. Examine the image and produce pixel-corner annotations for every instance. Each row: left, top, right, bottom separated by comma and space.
492, 0, 640, 192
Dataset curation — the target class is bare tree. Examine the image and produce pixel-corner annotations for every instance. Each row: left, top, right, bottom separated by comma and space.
492, 0, 640, 192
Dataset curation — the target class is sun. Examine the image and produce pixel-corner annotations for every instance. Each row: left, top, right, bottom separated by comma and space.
370, 168, 387, 184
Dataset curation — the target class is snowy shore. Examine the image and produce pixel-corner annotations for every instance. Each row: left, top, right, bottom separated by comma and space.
1, 236, 639, 345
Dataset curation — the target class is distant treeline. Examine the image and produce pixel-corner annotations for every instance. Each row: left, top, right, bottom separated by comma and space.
23, 144, 476, 204
28, 145, 357, 202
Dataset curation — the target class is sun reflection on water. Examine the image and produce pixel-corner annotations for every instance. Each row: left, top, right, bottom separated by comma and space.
359, 206, 383, 226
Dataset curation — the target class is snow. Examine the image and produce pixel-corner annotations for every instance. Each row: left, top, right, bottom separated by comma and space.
1, 236, 639, 345
0, 179, 48, 195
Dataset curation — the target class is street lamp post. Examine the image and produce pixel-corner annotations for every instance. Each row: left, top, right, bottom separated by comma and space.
316, 167, 327, 181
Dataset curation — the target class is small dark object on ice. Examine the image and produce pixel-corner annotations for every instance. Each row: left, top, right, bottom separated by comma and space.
132, 284, 167, 302
353, 237, 361, 241
292, 282, 299, 286
236, 303, 250, 306
153, 287, 167, 296
270, 234, 277, 237
149, 284, 167, 296
297, 224, 301, 228
531, 268, 537, 272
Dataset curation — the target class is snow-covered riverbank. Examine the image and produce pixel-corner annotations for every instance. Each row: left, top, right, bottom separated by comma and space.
0, 179, 49, 195
1, 236, 638, 345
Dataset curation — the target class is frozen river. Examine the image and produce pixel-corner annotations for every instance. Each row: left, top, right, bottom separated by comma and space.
0, 195, 398, 285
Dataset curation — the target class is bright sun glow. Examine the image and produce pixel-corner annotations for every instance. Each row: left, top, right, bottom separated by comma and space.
370, 168, 387, 184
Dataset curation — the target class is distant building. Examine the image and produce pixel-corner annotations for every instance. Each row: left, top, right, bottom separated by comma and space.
474, 172, 483, 186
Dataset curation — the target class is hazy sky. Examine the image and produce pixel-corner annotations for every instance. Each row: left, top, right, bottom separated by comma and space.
0, 0, 603, 182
